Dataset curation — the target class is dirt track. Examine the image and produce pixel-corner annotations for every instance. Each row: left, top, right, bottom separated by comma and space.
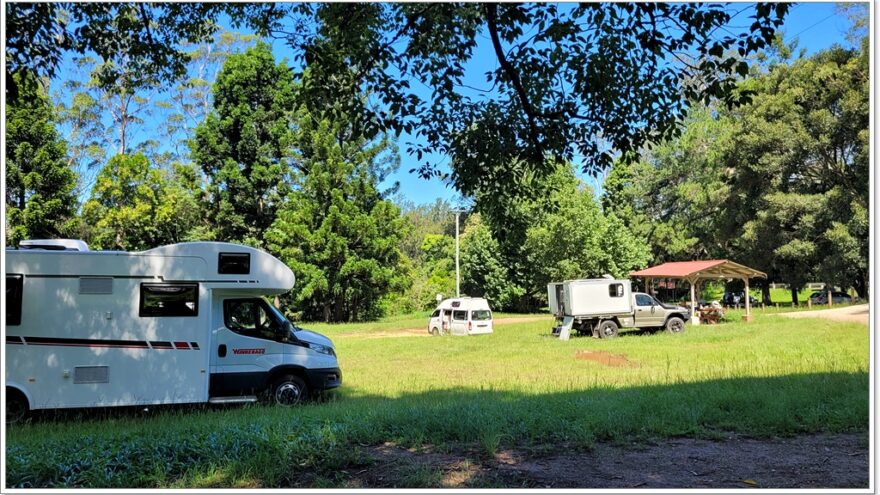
777, 304, 869, 325
307, 432, 868, 488
341, 316, 549, 338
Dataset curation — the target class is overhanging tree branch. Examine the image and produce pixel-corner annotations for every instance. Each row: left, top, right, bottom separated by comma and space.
484, 3, 544, 160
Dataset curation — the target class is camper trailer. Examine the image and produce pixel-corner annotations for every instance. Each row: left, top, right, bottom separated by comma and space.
547, 278, 689, 339
4, 240, 341, 422
428, 297, 493, 336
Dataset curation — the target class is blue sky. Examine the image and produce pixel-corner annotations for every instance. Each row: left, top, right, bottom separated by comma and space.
51, 3, 861, 206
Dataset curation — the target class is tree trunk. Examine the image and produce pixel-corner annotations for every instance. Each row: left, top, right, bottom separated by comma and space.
333, 292, 344, 323
790, 285, 799, 307
853, 271, 868, 299
761, 280, 771, 305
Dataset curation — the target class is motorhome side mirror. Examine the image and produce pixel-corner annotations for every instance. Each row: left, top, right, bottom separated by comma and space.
280, 320, 294, 342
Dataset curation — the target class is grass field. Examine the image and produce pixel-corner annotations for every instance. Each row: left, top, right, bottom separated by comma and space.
5, 312, 869, 488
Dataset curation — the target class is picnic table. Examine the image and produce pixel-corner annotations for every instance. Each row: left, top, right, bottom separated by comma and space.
697, 306, 724, 324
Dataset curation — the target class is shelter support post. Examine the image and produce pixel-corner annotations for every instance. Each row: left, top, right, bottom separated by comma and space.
689, 276, 699, 325
742, 277, 753, 322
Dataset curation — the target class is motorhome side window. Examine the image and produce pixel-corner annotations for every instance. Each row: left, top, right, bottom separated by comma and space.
431, 309, 440, 317
6, 274, 23, 326
218, 252, 250, 274
608, 283, 624, 297
224, 299, 280, 341
452, 310, 467, 321
139, 283, 198, 317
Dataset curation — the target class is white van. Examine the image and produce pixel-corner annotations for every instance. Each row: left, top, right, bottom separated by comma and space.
427, 297, 493, 336
4, 240, 341, 422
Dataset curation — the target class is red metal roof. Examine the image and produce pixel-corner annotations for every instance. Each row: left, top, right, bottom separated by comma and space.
630, 259, 755, 278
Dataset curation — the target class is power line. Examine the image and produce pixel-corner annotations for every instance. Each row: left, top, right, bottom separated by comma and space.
790, 12, 837, 39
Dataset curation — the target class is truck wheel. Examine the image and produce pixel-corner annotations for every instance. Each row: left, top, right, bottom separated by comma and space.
597, 320, 619, 339
431, 327, 440, 336
6, 389, 28, 424
271, 375, 308, 406
665, 317, 685, 334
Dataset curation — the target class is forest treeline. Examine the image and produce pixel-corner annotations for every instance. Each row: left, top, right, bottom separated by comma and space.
5, 5, 868, 319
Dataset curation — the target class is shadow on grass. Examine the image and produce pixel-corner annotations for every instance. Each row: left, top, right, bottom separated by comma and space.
6, 372, 868, 488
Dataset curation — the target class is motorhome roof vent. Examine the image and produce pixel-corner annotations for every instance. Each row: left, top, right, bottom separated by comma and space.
601, 274, 614, 279
19, 239, 90, 251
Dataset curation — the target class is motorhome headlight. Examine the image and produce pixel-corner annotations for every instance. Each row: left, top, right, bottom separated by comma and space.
306, 342, 336, 357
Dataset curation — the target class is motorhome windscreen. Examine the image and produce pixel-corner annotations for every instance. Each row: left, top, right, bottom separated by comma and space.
471, 310, 491, 321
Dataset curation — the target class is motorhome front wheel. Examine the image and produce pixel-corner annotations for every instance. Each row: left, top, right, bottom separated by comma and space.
272, 376, 308, 406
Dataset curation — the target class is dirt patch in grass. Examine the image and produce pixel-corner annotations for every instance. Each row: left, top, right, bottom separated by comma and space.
334, 433, 867, 489
575, 350, 636, 367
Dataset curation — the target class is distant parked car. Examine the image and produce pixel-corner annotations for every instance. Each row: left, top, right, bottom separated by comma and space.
722, 292, 758, 307
809, 291, 853, 305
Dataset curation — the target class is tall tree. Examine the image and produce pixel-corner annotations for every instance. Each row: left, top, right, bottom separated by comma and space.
725, 42, 869, 302
266, 109, 406, 322
460, 214, 525, 310
192, 42, 297, 246
602, 105, 734, 264
81, 153, 202, 251
523, 166, 650, 303
160, 31, 257, 162
5, 75, 77, 246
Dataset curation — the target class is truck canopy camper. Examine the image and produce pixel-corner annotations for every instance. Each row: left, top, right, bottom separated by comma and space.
548, 277, 689, 340
4, 240, 341, 422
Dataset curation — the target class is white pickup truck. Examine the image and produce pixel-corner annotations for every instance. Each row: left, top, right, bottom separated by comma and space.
548, 278, 690, 339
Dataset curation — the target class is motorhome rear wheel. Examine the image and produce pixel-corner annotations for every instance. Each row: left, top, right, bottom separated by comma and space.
5, 388, 28, 424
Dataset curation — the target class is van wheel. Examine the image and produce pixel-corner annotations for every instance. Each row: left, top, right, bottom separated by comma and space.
597, 320, 619, 339
666, 317, 685, 334
6, 389, 28, 424
271, 375, 308, 406
431, 327, 440, 336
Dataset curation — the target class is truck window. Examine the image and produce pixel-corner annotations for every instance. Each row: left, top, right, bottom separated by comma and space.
608, 283, 624, 297
139, 283, 198, 317
6, 274, 23, 326
430, 309, 440, 318
224, 299, 281, 341
635, 294, 653, 307
471, 310, 491, 321
452, 310, 467, 321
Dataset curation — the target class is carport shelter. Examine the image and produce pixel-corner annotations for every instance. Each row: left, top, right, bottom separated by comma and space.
630, 260, 767, 322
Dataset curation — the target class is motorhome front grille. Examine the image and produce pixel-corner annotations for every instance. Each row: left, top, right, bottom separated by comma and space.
79, 277, 113, 294
74, 366, 109, 384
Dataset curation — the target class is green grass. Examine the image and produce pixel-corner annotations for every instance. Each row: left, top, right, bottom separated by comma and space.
6, 313, 868, 488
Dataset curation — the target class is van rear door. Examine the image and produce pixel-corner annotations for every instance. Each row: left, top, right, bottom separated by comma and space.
469, 309, 493, 334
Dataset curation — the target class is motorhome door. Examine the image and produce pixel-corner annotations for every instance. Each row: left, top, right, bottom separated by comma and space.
210, 297, 285, 395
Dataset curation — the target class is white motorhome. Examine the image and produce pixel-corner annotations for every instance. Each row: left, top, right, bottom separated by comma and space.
547, 278, 690, 339
4, 240, 341, 422
428, 297, 493, 336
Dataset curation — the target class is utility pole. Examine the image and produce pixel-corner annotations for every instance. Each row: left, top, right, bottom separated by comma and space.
452, 209, 466, 297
